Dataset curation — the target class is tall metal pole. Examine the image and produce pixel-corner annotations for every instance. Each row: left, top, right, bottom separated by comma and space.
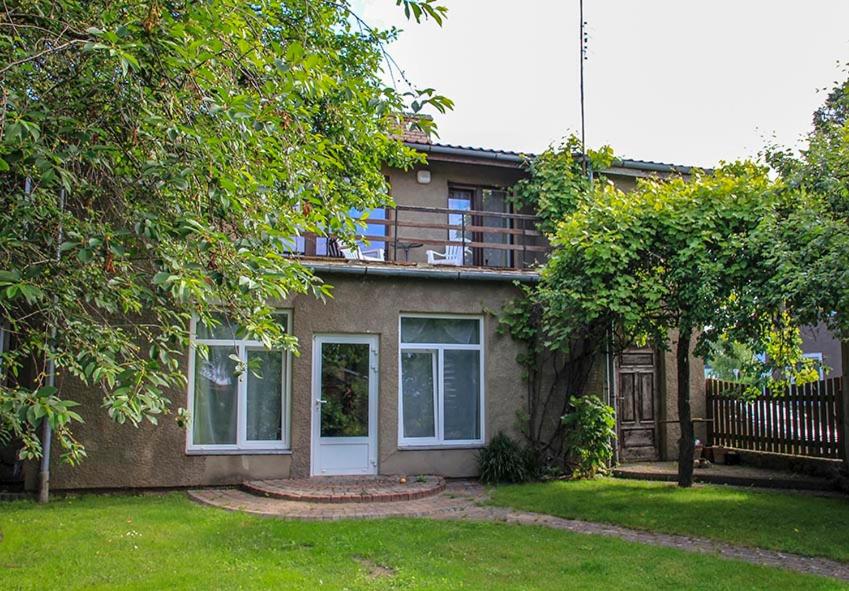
579, 0, 588, 177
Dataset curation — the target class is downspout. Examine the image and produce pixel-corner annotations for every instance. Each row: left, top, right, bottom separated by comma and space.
38, 187, 64, 504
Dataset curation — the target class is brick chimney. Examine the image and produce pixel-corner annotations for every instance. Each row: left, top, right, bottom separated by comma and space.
398, 113, 433, 144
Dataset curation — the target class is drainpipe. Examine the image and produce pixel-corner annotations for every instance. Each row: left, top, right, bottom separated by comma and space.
38, 188, 64, 504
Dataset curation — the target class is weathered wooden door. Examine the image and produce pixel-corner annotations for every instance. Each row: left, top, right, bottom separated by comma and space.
617, 350, 660, 462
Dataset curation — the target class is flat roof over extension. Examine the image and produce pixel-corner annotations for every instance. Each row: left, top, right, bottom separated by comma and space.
301, 257, 540, 283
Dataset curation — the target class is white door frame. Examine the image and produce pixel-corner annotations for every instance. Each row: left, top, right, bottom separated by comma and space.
310, 334, 379, 476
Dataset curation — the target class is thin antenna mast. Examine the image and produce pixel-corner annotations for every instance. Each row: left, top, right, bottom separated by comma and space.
579, 0, 588, 177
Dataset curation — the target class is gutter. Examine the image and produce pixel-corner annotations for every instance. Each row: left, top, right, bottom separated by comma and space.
613, 160, 697, 175
404, 142, 702, 176
305, 262, 540, 283
405, 142, 525, 165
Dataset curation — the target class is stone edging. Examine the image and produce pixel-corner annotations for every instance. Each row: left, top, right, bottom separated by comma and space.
241, 476, 446, 504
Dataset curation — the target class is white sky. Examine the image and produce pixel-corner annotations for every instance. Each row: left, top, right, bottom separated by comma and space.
356, 0, 849, 168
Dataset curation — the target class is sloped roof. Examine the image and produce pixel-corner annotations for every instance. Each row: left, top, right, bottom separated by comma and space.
404, 141, 700, 175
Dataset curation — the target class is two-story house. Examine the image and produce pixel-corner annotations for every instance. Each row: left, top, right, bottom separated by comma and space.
34, 132, 704, 490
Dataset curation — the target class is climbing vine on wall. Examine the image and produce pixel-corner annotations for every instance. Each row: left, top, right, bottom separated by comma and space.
498, 137, 614, 467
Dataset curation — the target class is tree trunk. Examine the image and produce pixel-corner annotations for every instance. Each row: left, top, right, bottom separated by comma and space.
676, 328, 695, 487
840, 341, 849, 471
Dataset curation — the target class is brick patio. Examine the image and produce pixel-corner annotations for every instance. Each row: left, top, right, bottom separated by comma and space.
241, 475, 445, 503
189, 479, 483, 520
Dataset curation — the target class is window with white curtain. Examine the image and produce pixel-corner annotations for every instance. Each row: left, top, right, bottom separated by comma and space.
187, 312, 291, 452
398, 315, 484, 447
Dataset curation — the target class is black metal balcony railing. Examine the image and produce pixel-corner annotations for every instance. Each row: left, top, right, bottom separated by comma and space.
292, 205, 547, 270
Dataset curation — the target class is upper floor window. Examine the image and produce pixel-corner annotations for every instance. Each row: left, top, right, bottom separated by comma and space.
187, 312, 291, 452
447, 186, 513, 267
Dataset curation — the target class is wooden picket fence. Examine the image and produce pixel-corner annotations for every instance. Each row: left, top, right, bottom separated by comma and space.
706, 377, 845, 460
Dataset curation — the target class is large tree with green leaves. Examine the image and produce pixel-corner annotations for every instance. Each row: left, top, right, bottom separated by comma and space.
768, 66, 849, 217
0, 0, 450, 475
530, 150, 823, 486
765, 68, 849, 467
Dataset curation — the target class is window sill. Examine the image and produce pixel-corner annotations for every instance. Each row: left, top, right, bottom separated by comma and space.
186, 449, 292, 456
397, 443, 484, 451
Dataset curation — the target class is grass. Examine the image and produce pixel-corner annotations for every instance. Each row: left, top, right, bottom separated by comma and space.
0, 493, 845, 590
489, 478, 849, 563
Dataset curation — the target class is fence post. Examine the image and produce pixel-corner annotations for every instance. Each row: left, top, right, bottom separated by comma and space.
392, 206, 399, 262
705, 379, 714, 447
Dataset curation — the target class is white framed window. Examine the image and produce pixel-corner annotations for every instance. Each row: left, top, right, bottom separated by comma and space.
803, 352, 825, 380
186, 311, 292, 453
398, 314, 484, 447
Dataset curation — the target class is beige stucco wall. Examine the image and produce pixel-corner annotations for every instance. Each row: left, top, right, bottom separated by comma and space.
45, 373, 294, 490
284, 274, 526, 478
45, 274, 531, 489
801, 322, 842, 377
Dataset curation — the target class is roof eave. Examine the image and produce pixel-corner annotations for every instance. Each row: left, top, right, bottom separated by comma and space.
404, 141, 702, 176
404, 141, 525, 169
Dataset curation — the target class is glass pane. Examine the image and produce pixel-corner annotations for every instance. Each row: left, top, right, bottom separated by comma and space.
443, 349, 481, 440
196, 313, 240, 340
246, 349, 284, 441
316, 237, 329, 256
401, 351, 436, 438
281, 236, 305, 254
320, 342, 370, 437
448, 190, 472, 242
480, 189, 510, 268
350, 207, 387, 251
192, 346, 238, 445
196, 312, 287, 340
401, 317, 480, 345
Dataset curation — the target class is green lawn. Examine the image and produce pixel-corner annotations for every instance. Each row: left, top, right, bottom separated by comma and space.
489, 478, 849, 563
0, 493, 845, 590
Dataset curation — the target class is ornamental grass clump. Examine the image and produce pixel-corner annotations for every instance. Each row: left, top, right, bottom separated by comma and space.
477, 432, 531, 484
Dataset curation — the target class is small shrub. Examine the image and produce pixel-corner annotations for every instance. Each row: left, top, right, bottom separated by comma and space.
478, 432, 530, 484
562, 395, 616, 479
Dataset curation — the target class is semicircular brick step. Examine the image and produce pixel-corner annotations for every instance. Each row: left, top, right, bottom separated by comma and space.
241, 475, 446, 503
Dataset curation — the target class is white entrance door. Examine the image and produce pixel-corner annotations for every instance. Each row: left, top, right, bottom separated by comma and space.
311, 335, 378, 476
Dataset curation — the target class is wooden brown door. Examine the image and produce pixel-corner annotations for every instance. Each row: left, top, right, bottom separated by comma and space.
617, 350, 660, 462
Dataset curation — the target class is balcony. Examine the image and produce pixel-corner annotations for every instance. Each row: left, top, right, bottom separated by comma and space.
290, 204, 547, 272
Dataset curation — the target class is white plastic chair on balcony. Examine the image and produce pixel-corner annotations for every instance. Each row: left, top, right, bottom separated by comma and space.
341, 245, 385, 262
426, 242, 471, 266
